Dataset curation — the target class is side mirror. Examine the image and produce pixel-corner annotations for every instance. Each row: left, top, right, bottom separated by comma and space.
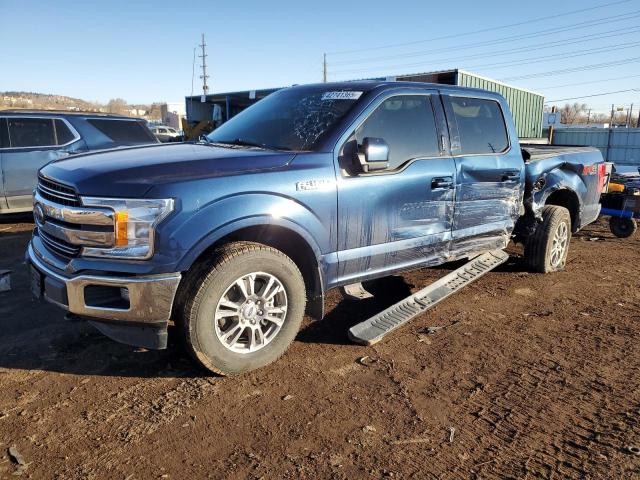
357, 137, 389, 172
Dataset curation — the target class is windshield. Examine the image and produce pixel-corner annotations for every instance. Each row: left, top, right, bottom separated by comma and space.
206, 87, 364, 151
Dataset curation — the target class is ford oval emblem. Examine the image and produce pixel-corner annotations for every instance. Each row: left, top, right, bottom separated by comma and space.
34, 203, 45, 226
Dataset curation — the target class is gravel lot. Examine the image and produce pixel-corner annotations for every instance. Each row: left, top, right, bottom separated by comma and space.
0, 215, 639, 479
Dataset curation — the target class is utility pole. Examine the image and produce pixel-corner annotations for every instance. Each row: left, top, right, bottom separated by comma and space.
586, 108, 591, 125
627, 103, 634, 128
609, 104, 614, 126
323, 53, 327, 83
199, 33, 209, 96
606, 104, 614, 161
548, 105, 557, 144
636, 108, 640, 128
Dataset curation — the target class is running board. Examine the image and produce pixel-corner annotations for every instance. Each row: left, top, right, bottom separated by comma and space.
348, 250, 509, 346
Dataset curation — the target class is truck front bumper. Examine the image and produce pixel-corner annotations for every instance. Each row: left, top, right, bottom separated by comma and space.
27, 241, 181, 349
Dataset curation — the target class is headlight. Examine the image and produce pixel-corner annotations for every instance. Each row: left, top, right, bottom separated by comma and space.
80, 197, 174, 259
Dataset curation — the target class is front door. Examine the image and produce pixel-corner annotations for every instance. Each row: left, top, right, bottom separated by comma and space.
442, 94, 524, 257
334, 91, 456, 286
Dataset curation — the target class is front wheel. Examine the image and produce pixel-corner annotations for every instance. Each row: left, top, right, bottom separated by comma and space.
181, 242, 306, 375
524, 205, 572, 273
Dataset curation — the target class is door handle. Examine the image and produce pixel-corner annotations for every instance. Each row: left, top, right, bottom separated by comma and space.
502, 171, 520, 182
431, 177, 453, 189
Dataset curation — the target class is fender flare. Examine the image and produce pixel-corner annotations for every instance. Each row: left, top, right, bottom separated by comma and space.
176, 215, 324, 272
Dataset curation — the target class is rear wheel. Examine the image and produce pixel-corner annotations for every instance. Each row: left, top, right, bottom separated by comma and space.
609, 216, 637, 238
181, 242, 306, 375
524, 205, 572, 273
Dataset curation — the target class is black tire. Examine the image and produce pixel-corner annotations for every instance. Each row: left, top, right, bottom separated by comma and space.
181, 242, 306, 375
524, 205, 572, 273
609, 216, 637, 238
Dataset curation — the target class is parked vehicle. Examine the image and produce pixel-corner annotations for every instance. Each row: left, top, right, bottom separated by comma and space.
0, 111, 158, 213
26, 82, 607, 375
150, 125, 181, 143
599, 164, 640, 238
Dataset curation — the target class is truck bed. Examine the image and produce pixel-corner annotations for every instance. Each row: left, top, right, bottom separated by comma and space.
521, 144, 601, 162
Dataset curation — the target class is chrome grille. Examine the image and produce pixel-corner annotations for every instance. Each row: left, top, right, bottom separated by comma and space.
37, 175, 80, 207
39, 228, 81, 259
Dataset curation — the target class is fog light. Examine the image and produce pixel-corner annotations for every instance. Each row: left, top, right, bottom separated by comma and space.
120, 287, 130, 301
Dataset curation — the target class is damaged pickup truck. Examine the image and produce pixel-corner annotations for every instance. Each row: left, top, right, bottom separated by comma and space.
27, 81, 607, 374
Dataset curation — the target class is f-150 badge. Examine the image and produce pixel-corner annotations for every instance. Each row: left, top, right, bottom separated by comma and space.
296, 179, 335, 191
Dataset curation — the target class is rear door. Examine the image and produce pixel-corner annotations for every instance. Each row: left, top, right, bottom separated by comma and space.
442, 93, 524, 257
3, 117, 79, 210
334, 90, 456, 286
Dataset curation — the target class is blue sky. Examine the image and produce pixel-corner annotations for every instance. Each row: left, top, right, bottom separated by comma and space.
1, 0, 639, 113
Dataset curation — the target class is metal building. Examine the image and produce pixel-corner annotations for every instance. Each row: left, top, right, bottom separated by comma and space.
185, 68, 544, 138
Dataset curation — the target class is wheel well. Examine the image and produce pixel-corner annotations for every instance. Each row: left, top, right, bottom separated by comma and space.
179, 225, 323, 319
545, 189, 580, 232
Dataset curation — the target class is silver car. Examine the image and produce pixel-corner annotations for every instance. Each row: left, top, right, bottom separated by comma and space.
0, 111, 158, 213
150, 125, 181, 143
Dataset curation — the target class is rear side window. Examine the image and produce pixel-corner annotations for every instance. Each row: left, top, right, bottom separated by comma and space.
449, 97, 509, 155
87, 119, 154, 143
355, 95, 440, 170
8, 118, 56, 147
6, 117, 78, 148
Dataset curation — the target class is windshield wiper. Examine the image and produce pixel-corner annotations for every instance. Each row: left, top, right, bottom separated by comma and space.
215, 138, 291, 151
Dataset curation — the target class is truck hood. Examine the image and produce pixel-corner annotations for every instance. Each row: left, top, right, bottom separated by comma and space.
40, 143, 297, 197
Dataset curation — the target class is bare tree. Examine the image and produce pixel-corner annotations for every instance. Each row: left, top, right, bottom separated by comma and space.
107, 98, 128, 115
560, 102, 588, 124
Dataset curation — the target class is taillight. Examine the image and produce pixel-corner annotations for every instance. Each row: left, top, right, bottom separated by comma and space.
597, 163, 607, 194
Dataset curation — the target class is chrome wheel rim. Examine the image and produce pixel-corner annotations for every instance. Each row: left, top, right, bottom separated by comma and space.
214, 272, 287, 354
550, 221, 569, 268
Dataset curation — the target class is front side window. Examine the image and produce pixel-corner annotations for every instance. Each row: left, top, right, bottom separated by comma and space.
355, 95, 440, 170
449, 97, 509, 155
207, 87, 363, 151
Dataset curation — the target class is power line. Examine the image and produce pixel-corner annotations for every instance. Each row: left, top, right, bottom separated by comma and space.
469, 40, 640, 71
500, 56, 640, 81
328, 0, 631, 55
534, 74, 640, 91
330, 34, 640, 77
547, 88, 639, 102
330, 10, 640, 67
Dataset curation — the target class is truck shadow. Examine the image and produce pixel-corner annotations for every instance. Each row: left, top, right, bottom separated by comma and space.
297, 254, 530, 346
0, 212, 33, 225
0, 320, 206, 378
297, 275, 414, 346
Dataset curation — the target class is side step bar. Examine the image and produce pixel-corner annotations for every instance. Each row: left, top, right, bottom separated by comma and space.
348, 250, 509, 346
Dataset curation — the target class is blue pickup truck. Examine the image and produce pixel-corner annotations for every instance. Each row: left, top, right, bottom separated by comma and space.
27, 81, 607, 375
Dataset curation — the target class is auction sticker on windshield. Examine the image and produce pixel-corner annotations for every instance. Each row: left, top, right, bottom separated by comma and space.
321, 91, 363, 100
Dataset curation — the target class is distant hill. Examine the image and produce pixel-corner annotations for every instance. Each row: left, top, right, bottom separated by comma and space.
0, 91, 161, 120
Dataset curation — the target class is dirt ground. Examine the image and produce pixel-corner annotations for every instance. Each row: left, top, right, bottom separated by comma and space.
0, 214, 638, 479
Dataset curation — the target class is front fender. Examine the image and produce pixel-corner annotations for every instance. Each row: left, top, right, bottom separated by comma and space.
166, 193, 328, 272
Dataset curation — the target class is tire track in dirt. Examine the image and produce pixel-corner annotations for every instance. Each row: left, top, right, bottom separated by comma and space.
439, 347, 640, 478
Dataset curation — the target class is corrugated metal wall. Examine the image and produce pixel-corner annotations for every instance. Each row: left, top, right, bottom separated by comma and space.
456, 71, 544, 139
552, 128, 640, 165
